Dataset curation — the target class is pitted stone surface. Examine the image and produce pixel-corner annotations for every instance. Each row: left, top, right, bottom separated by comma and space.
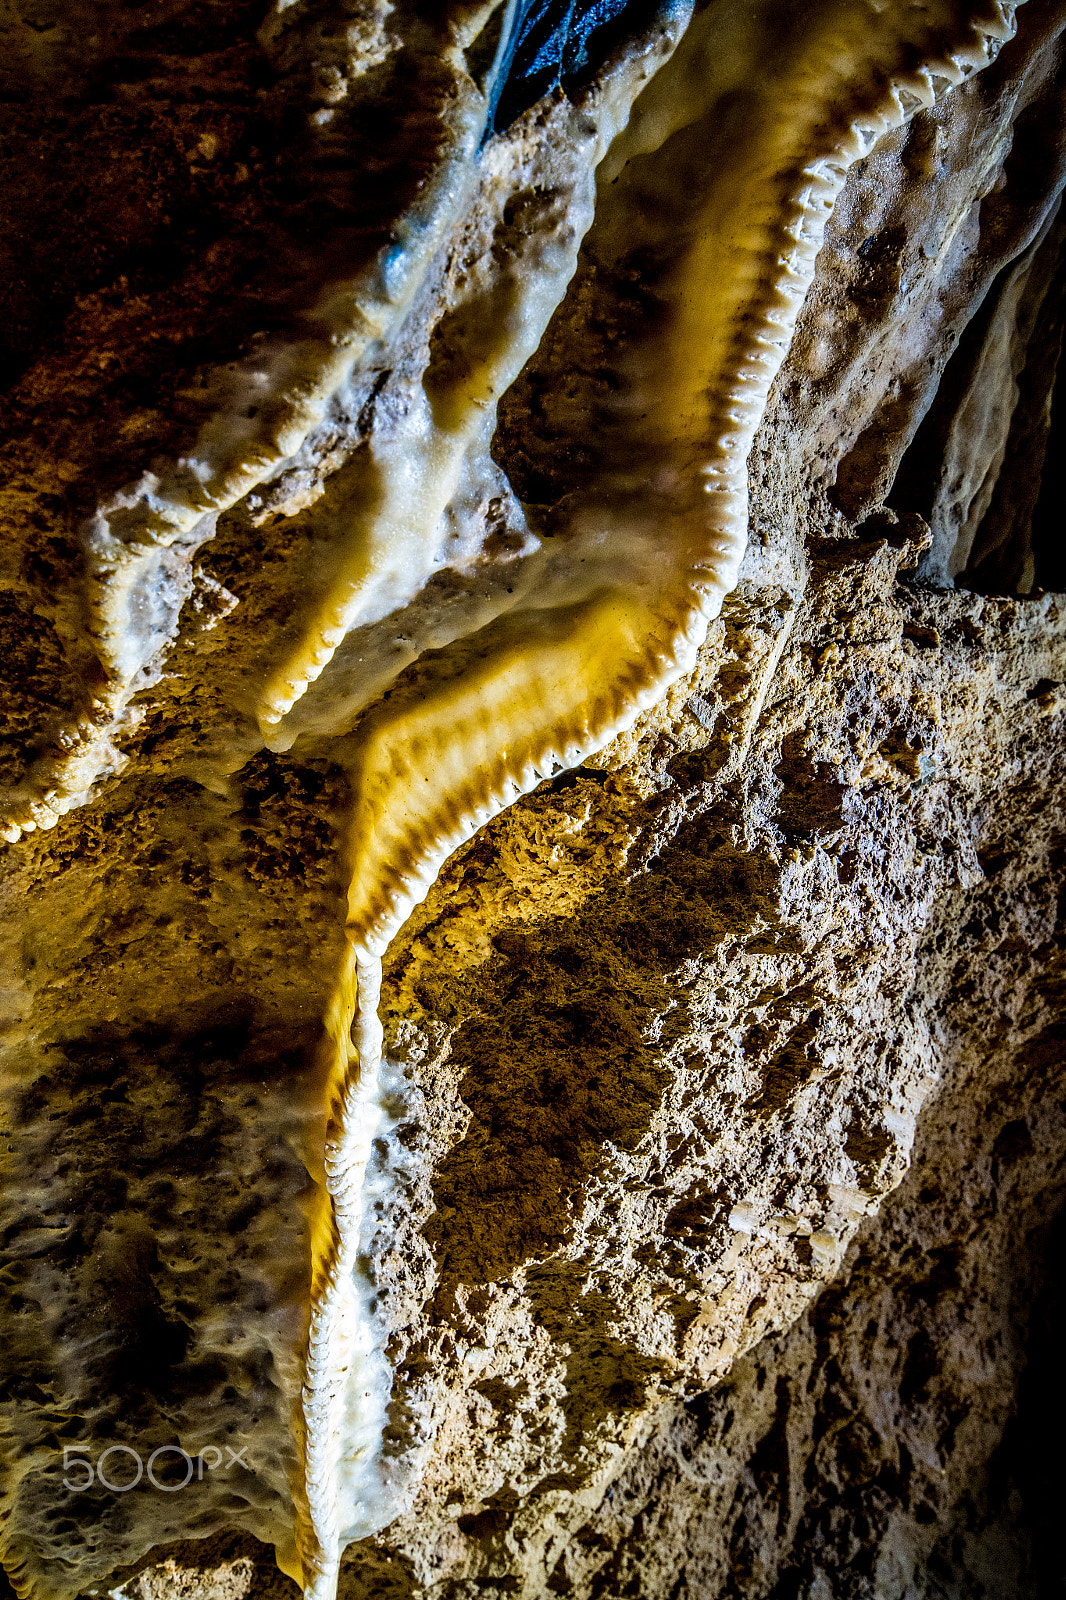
0, 0, 1064, 1595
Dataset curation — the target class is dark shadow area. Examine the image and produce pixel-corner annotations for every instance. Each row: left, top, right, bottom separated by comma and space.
986, 1205, 1066, 1600
891, 210, 1066, 596
422, 919, 674, 1282
99, 1528, 303, 1600
1, 1011, 315, 1592
420, 810, 779, 1284
489, 0, 666, 135
1020, 325, 1066, 595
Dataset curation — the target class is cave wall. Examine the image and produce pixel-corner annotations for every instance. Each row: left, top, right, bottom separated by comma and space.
0, 1, 1064, 1596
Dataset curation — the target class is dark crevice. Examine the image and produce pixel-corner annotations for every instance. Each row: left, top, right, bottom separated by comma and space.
489, 0, 668, 135
1021, 322, 1066, 595
891, 205, 1066, 596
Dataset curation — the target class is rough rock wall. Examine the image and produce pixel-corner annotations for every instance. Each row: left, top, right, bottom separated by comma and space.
0, 0, 1064, 1596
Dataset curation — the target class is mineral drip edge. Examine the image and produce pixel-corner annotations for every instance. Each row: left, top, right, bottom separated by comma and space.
0, 0, 1026, 1594
298, 6, 1022, 1596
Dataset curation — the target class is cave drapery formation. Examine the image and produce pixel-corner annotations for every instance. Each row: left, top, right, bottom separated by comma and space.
0, 0, 1065, 1596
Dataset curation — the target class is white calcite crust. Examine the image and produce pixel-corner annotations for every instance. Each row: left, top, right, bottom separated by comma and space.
1, 0, 1058, 1596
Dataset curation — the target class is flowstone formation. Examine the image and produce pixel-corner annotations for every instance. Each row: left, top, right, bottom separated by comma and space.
0, 0, 1064, 1596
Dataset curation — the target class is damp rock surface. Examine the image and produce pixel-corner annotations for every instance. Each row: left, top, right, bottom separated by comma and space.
0, 0, 1064, 1596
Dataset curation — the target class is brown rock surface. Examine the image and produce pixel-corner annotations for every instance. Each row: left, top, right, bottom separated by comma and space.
1, 0, 1064, 1596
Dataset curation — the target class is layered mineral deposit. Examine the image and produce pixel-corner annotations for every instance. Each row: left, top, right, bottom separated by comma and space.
0, 0, 1063, 1596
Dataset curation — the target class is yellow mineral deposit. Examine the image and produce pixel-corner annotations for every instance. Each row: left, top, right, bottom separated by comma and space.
0, 0, 1025, 1593
296, 4, 1021, 1590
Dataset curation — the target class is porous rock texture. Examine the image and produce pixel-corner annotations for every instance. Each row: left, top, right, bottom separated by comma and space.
1, 0, 1065, 1596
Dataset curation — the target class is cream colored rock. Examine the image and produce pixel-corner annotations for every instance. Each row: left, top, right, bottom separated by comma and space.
0, 0, 1064, 1597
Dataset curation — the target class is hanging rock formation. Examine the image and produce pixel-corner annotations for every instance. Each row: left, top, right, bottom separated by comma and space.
0, 0, 1064, 1596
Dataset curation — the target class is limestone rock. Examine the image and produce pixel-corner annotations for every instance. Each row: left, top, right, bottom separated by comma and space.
0, 0, 1064, 1596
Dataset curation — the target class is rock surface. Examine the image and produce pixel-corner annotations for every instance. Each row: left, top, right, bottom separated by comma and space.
0, 0, 1064, 1596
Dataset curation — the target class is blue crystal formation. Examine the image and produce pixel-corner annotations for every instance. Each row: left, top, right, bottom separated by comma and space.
490, 0, 666, 133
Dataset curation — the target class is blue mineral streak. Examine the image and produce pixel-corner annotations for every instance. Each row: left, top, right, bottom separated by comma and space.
489, 0, 671, 133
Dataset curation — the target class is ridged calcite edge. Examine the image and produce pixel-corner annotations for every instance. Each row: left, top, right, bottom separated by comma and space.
297, 2, 1024, 1594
